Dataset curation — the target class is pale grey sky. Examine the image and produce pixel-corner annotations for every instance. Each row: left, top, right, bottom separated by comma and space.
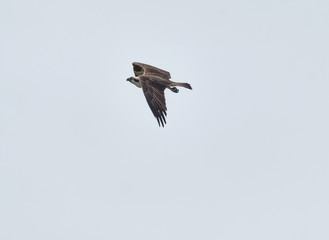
1, 0, 328, 239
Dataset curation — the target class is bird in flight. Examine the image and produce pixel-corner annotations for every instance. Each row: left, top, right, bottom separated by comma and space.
127, 62, 192, 127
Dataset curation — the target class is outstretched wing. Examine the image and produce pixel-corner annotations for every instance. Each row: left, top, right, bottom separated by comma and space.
133, 62, 171, 80
140, 78, 167, 127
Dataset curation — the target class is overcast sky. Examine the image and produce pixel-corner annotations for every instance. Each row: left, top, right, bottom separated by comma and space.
1, 0, 328, 239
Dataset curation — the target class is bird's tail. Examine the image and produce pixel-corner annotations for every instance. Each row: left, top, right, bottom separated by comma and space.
173, 82, 192, 90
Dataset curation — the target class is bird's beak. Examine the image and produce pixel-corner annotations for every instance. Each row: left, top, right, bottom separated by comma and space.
126, 78, 130, 82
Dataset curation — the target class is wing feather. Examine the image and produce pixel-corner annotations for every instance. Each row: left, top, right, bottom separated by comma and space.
140, 79, 167, 127
133, 62, 171, 79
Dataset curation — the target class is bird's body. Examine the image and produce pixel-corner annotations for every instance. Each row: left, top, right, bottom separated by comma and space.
127, 62, 192, 127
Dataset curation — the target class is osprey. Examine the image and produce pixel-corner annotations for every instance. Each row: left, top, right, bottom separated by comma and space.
127, 62, 192, 127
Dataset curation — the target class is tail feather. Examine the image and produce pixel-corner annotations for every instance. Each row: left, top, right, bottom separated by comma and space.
174, 82, 192, 90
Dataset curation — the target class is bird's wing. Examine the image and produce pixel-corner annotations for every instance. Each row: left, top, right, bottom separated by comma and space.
140, 78, 167, 127
133, 62, 171, 79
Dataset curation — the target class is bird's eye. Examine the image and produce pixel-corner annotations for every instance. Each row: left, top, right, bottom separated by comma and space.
135, 79, 140, 83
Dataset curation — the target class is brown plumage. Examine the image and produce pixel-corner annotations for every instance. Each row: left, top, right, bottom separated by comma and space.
127, 62, 192, 127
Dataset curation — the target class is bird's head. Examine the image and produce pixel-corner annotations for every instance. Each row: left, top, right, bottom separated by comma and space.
127, 76, 142, 88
